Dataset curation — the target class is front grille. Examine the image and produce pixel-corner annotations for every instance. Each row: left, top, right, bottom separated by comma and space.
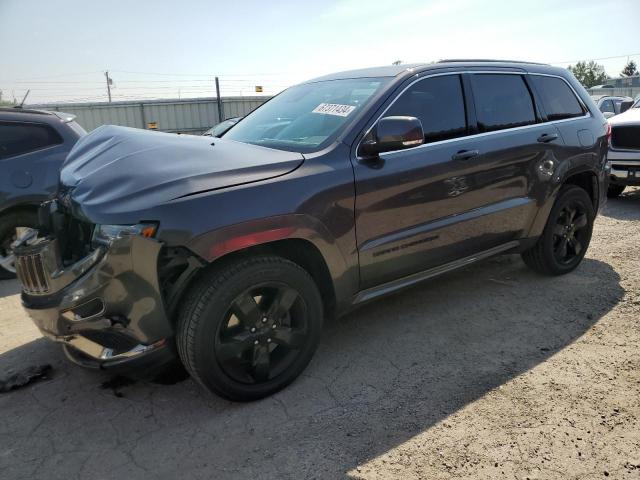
39, 199, 95, 266
16, 252, 50, 294
611, 126, 640, 151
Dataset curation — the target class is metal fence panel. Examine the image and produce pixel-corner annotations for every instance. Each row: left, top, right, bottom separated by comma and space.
30, 96, 271, 134
587, 87, 640, 99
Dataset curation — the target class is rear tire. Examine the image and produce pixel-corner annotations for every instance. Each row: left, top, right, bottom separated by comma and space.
522, 185, 594, 276
607, 184, 625, 198
176, 255, 323, 401
0, 210, 39, 280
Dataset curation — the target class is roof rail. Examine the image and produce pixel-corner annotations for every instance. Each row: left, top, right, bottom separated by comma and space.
437, 59, 547, 65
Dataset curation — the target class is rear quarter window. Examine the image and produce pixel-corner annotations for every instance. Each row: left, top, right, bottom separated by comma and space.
0, 121, 63, 160
530, 75, 585, 121
470, 74, 536, 132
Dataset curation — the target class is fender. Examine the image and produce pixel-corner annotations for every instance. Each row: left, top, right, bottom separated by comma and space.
186, 213, 359, 309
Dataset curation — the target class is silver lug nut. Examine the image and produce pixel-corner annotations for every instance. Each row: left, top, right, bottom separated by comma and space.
267, 338, 271, 343
254, 340, 259, 345
250, 327, 256, 333
262, 317, 268, 323
271, 324, 277, 329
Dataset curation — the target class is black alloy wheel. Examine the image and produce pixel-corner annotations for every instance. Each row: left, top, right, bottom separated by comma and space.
215, 283, 309, 384
521, 185, 594, 276
551, 203, 589, 265
177, 255, 323, 401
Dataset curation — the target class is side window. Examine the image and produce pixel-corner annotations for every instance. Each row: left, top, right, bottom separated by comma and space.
470, 74, 536, 132
600, 99, 615, 114
385, 75, 467, 143
613, 100, 623, 114
0, 121, 63, 160
530, 75, 585, 121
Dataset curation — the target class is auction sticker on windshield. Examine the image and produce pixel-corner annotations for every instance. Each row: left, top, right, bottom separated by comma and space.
312, 103, 356, 117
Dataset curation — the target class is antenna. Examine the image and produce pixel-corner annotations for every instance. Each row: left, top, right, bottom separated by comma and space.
105, 71, 113, 102
18, 89, 31, 108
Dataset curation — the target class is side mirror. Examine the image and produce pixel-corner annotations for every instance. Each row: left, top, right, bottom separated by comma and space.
360, 116, 424, 157
602, 111, 615, 119
620, 100, 633, 113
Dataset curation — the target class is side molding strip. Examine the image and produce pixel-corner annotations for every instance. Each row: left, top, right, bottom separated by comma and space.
352, 241, 520, 305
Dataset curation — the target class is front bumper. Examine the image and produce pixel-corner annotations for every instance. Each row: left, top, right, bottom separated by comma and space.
15, 232, 175, 370
607, 151, 640, 186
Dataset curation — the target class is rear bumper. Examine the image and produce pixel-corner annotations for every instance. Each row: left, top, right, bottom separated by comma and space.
16, 233, 175, 370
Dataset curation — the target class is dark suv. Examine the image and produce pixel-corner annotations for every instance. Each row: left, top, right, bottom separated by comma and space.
13, 61, 608, 401
0, 108, 85, 278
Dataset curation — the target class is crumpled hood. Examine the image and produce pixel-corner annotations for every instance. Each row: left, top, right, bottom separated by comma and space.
59, 125, 304, 221
608, 107, 640, 126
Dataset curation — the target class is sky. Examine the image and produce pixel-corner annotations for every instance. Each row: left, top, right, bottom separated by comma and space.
1, 0, 639, 104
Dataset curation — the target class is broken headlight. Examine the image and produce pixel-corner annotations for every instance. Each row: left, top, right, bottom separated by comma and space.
92, 223, 158, 246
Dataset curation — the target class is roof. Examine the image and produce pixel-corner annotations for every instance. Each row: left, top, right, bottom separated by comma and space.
0, 107, 76, 123
437, 58, 547, 65
306, 64, 429, 83
304, 59, 559, 83
0, 107, 54, 116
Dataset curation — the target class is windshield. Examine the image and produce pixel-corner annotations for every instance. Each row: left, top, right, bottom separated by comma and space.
224, 78, 389, 152
634, 95, 640, 108
203, 118, 239, 137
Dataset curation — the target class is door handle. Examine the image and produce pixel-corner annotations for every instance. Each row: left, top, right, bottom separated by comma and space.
451, 149, 479, 161
537, 133, 559, 143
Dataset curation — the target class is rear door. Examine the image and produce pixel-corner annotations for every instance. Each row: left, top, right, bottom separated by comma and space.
0, 121, 67, 204
461, 71, 568, 234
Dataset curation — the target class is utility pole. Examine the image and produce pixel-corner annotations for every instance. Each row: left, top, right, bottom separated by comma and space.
105, 71, 112, 103
215, 76, 223, 123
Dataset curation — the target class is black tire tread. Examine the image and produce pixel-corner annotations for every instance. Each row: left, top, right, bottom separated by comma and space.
521, 185, 593, 276
176, 255, 318, 398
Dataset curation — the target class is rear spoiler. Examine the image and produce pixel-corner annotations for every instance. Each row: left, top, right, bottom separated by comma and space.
52, 111, 77, 123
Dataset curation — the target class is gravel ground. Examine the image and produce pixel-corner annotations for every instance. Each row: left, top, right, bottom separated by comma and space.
1, 188, 638, 480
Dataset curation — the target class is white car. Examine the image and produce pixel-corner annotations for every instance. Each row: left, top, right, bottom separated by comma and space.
607, 97, 640, 197
591, 95, 633, 119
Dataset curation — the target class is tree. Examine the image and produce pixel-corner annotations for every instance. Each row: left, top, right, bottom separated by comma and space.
621, 60, 638, 77
568, 61, 608, 88
0, 90, 15, 107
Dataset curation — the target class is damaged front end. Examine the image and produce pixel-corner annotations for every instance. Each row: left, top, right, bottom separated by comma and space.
13, 200, 175, 371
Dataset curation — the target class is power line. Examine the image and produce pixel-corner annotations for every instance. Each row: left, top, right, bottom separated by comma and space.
0, 71, 102, 82
551, 52, 640, 65
110, 69, 284, 77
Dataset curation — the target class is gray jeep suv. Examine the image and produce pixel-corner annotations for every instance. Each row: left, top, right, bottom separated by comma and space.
13, 61, 608, 401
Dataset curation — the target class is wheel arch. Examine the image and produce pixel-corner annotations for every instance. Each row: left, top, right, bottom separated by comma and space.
527, 167, 600, 238
171, 214, 358, 320
0, 201, 42, 219
194, 238, 337, 317
562, 170, 599, 209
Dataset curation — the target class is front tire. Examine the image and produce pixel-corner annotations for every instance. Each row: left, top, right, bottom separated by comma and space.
607, 184, 625, 198
0, 210, 39, 280
177, 255, 323, 401
522, 185, 594, 276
